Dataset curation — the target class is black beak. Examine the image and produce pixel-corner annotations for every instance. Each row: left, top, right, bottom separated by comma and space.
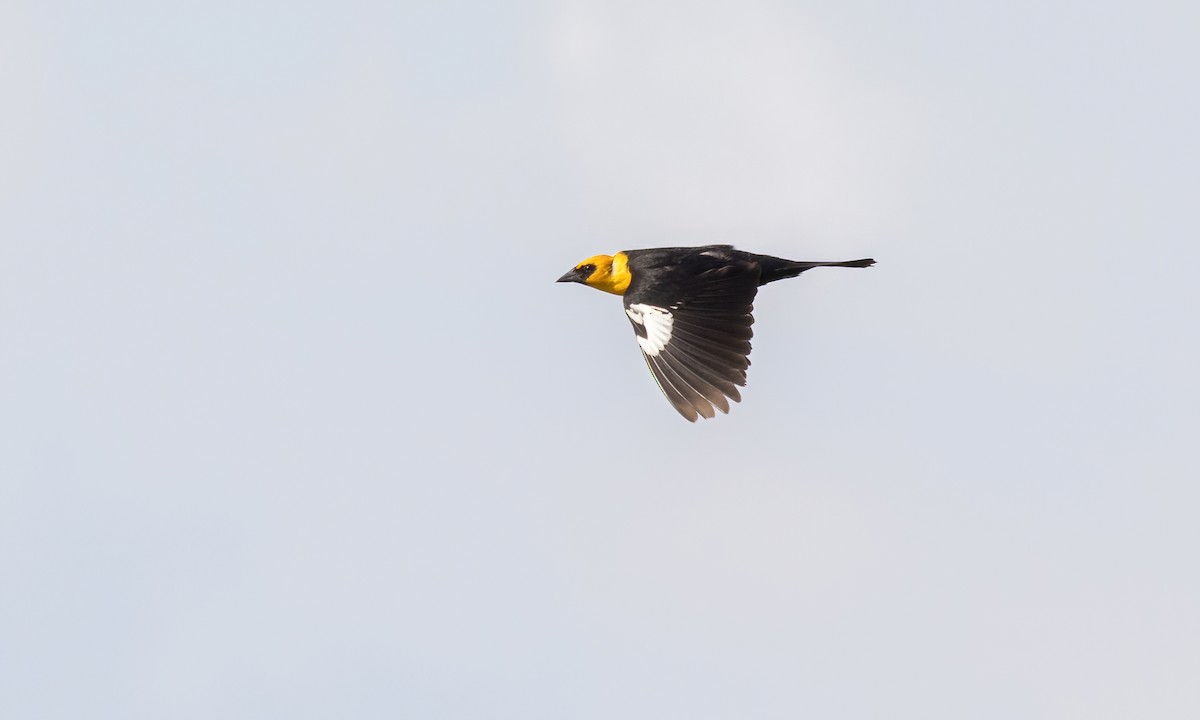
557, 267, 587, 284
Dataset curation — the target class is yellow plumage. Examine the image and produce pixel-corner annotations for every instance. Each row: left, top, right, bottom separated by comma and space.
575, 252, 632, 295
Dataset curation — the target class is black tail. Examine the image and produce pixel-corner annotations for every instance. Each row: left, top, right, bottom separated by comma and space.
755, 256, 876, 286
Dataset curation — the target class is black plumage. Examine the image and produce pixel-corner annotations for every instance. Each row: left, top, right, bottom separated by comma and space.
558, 244, 874, 421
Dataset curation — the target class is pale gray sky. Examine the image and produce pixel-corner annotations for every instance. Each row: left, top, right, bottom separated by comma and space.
2, 1, 1198, 718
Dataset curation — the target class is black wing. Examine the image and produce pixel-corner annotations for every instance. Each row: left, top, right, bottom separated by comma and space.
623, 253, 760, 421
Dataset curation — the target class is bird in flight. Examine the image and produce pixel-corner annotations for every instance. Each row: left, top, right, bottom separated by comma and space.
557, 245, 874, 421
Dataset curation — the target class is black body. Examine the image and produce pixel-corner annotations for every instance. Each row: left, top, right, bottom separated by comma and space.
618, 246, 873, 421
560, 244, 874, 421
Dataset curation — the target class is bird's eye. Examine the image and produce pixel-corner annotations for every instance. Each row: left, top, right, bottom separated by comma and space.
580, 264, 595, 275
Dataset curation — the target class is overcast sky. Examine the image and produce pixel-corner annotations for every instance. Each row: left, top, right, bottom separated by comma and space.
3, 1, 1199, 718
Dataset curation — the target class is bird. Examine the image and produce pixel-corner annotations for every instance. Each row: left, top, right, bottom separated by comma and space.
556, 245, 874, 421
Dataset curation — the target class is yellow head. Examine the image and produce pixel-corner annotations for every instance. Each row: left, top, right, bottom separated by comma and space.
556, 252, 631, 295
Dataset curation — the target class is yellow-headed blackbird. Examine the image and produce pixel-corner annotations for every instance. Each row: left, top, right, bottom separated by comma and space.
557, 245, 874, 421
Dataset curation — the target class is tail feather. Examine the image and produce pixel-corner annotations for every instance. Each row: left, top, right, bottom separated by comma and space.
755, 256, 875, 285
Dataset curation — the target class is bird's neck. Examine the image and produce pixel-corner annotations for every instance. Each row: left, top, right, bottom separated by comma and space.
589, 251, 631, 295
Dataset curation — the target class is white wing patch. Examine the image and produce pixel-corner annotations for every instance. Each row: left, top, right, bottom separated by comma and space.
626, 303, 673, 357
